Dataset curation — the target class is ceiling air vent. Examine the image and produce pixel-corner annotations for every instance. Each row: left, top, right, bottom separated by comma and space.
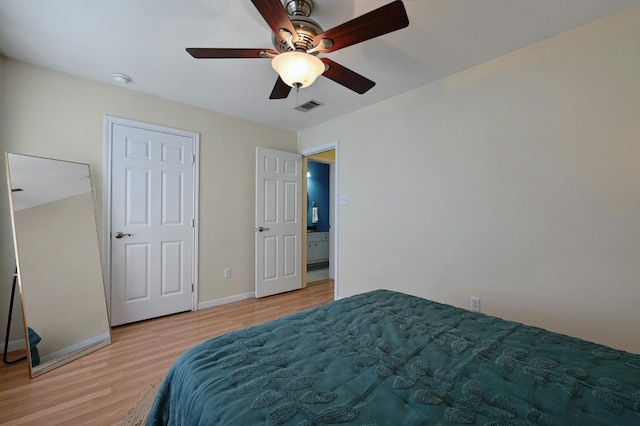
295, 100, 324, 113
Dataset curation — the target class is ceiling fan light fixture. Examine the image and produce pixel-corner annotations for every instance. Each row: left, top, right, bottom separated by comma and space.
271, 51, 324, 89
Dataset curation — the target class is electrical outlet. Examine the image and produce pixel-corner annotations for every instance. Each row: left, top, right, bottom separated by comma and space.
224, 268, 231, 279
470, 296, 480, 312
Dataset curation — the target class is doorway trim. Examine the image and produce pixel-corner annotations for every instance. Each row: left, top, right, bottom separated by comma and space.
102, 115, 200, 315
301, 141, 339, 300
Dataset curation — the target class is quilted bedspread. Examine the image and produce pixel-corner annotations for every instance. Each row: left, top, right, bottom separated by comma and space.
147, 290, 640, 425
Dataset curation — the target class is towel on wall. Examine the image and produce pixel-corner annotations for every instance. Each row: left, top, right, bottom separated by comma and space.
312, 206, 319, 223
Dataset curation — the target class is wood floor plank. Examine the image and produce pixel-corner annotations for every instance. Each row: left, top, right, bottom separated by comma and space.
0, 280, 334, 425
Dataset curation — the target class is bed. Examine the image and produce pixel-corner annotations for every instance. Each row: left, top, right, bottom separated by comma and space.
147, 290, 640, 425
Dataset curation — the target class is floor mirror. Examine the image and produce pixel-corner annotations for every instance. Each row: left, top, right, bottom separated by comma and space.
5, 153, 111, 377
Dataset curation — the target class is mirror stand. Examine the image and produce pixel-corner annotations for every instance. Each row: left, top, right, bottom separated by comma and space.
2, 268, 27, 365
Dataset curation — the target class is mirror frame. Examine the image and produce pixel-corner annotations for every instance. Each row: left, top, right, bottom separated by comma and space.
5, 152, 111, 377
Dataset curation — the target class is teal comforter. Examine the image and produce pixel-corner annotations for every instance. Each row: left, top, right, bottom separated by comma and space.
147, 290, 640, 425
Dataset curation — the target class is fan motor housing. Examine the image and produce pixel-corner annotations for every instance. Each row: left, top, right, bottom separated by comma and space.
271, 16, 323, 53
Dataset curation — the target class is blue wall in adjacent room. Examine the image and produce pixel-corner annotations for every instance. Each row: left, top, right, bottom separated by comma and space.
307, 161, 330, 232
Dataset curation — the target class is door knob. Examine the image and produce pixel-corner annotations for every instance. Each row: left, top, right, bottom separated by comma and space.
257, 227, 270, 232
114, 232, 132, 239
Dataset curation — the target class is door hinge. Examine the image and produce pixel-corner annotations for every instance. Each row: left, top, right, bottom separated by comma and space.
191, 219, 195, 227
192, 154, 196, 163
191, 283, 194, 292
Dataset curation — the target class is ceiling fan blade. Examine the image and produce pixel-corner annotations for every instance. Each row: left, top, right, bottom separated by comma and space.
313, 0, 409, 53
269, 76, 292, 99
186, 48, 277, 59
251, 0, 298, 43
320, 58, 375, 94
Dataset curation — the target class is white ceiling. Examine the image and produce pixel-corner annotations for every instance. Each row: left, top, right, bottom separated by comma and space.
1, 0, 639, 132
7, 153, 91, 211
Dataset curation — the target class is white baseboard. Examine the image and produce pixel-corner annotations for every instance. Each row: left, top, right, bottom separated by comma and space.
40, 332, 111, 364
1, 338, 26, 353
198, 291, 255, 311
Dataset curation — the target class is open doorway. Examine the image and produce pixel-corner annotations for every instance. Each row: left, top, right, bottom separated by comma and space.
306, 158, 332, 283
302, 145, 337, 298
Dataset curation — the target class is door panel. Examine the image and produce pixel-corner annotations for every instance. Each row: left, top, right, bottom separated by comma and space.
125, 243, 150, 300
161, 241, 183, 294
126, 168, 150, 225
284, 235, 297, 276
255, 147, 302, 298
162, 172, 183, 224
264, 235, 278, 280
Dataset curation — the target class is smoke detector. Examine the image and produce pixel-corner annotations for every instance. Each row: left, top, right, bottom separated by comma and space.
112, 73, 132, 84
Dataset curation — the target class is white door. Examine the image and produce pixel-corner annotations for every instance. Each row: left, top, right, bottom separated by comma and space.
255, 147, 302, 298
108, 121, 198, 326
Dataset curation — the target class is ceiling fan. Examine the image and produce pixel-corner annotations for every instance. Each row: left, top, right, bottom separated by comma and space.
186, 0, 409, 99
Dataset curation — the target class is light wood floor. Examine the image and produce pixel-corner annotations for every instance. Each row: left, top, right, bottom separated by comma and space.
0, 280, 334, 425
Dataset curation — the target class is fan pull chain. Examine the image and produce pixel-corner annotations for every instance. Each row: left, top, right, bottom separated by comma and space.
292, 82, 302, 108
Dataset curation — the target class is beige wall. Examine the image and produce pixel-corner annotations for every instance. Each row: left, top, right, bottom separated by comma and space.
0, 55, 25, 343
0, 58, 296, 341
298, 8, 640, 353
